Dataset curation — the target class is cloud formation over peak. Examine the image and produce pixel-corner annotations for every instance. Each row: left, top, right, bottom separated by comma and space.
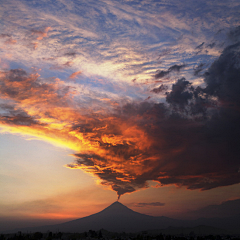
65, 42, 240, 198
1, 40, 240, 200
1, 0, 240, 202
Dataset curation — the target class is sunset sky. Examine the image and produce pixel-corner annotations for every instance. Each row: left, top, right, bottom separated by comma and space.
1, 0, 240, 232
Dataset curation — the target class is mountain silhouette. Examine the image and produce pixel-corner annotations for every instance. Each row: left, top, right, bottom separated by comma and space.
6, 201, 240, 234
17, 202, 181, 233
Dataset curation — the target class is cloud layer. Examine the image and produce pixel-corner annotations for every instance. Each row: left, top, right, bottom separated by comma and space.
1, 0, 240, 200
1, 40, 240, 199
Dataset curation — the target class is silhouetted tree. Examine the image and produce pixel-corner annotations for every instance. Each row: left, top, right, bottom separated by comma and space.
166, 235, 172, 240
47, 231, 52, 240
56, 232, 62, 239
156, 234, 164, 240
33, 232, 43, 240
98, 230, 102, 239
89, 230, 98, 238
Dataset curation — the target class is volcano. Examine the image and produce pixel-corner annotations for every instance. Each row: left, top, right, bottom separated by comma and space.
8, 202, 240, 234
20, 201, 181, 233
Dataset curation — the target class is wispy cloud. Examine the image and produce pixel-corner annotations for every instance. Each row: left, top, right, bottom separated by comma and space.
1, 0, 237, 89
134, 202, 165, 207
69, 71, 82, 79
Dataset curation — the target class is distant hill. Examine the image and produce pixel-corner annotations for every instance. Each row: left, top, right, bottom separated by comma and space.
184, 199, 240, 219
5, 202, 240, 234
191, 214, 240, 234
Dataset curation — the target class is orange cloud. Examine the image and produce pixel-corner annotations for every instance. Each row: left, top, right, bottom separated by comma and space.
4, 38, 17, 44
100, 98, 119, 106
32, 42, 38, 50
31, 27, 51, 40
69, 71, 82, 79
0, 69, 154, 198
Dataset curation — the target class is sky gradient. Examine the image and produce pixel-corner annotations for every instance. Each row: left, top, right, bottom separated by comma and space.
1, 0, 240, 232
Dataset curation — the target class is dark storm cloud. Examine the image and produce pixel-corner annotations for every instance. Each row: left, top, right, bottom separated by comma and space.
196, 42, 205, 49
168, 64, 186, 72
152, 42, 240, 190
155, 70, 170, 79
70, 41, 240, 198
195, 42, 207, 55
151, 84, 168, 94
166, 78, 193, 109
74, 153, 106, 166
193, 63, 205, 76
1, 114, 40, 127
155, 64, 186, 79
0, 104, 42, 126
134, 202, 165, 207
204, 42, 240, 104
228, 26, 240, 42
157, 49, 171, 59
207, 42, 216, 48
